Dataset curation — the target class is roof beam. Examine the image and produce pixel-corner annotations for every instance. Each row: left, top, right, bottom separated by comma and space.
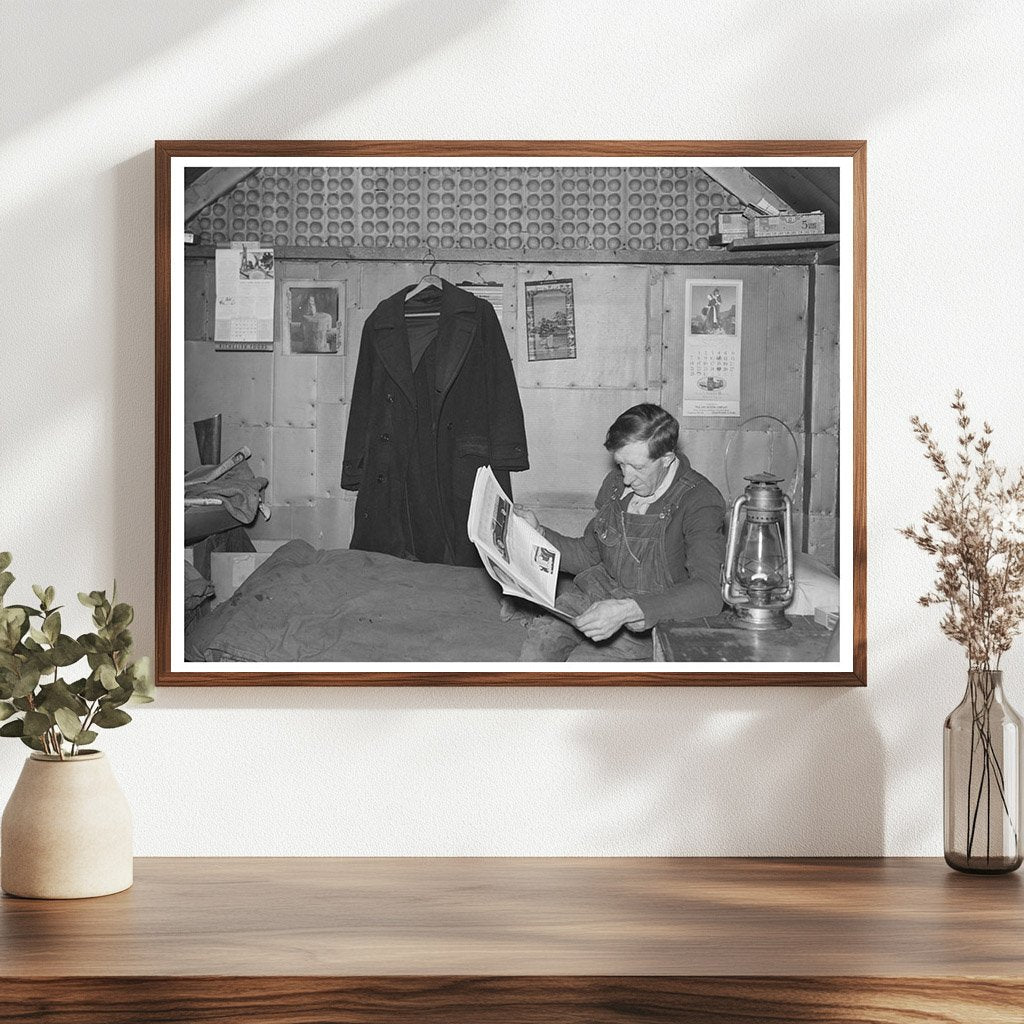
184, 168, 258, 223
700, 167, 792, 215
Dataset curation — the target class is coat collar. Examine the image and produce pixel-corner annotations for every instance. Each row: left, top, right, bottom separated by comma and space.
370, 279, 478, 405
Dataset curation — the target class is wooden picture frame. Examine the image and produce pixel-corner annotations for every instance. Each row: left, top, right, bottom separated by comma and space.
156, 140, 866, 686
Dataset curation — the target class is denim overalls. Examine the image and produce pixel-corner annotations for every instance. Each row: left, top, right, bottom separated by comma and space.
522, 470, 695, 662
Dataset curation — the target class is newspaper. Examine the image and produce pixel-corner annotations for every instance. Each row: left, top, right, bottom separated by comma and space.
467, 466, 574, 622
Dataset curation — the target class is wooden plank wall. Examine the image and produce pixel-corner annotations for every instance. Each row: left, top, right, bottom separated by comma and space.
183, 257, 839, 568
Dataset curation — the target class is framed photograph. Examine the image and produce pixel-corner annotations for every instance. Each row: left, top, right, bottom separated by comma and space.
156, 141, 866, 686
280, 280, 343, 354
526, 278, 577, 361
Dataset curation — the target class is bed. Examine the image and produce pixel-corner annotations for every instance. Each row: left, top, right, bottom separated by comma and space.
184, 540, 842, 665
184, 540, 528, 663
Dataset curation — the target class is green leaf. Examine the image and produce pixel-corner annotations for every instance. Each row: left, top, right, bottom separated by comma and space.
83, 675, 108, 701
50, 634, 85, 667
19, 734, 45, 752
36, 678, 88, 717
78, 592, 100, 608
127, 657, 155, 702
113, 628, 134, 654
32, 584, 48, 608
0, 552, 11, 573
75, 730, 98, 746
54, 707, 85, 742
0, 700, 15, 721
104, 685, 132, 709
110, 603, 134, 630
28, 627, 49, 646
9, 604, 42, 619
44, 586, 55, 608
42, 611, 60, 644
0, 571, 14, 602
0, 651, 19, 673
22, 710, 51, 738
11, 665, 41, 699
0, 606, 27, 650
0, 718, 24, 737
93, 705, 131, 729
81, 635, 112, 656
98, 664, 118, 690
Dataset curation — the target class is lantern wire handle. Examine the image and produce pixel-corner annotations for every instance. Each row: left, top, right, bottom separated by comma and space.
723, 415, 799, 501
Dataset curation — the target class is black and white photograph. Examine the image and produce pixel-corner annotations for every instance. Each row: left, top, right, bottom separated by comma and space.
159, 145, 863, 684
687, 281, 739, 336
281, 281, 343, 354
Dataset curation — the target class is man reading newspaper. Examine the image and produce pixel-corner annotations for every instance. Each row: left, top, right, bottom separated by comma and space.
509, 404, 726, 662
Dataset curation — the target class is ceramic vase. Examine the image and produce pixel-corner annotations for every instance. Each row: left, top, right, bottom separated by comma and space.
1, 751, 133, 898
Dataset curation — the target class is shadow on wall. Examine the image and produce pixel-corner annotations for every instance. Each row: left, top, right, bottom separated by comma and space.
0, 2, 244, 138
567, 686, 884, 856
141, 677, 885, 857
184, 0, 506, 138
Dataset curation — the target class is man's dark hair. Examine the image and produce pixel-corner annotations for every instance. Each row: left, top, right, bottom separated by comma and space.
604, 404, 679, 460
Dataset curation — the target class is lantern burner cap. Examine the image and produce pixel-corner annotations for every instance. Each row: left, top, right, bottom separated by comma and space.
744, 472, 784, 487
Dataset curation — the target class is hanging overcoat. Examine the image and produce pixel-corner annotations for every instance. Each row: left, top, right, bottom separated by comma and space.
341, 279, 529, 565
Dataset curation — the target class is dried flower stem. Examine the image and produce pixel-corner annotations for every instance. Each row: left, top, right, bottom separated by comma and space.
903, 392, 1024, 866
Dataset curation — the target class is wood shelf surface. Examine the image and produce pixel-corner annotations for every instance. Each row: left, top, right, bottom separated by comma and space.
2, 856, 1022, 978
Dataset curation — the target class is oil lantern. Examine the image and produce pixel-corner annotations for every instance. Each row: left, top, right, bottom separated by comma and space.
721, 472, 794, 630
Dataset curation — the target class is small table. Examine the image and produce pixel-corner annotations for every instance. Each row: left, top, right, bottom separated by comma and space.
654, 612, 832, 662
1, 858, 1021, 1022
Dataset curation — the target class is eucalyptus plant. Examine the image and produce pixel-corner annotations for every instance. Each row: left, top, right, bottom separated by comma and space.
0, 552, 153, 759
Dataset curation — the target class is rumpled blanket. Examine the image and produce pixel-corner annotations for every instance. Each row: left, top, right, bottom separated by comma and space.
184, 541, 527, 663
184, 463, 268, 524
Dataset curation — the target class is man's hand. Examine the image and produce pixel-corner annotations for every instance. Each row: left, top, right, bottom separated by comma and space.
574, 599, 645, 642
513, 504, 540, 531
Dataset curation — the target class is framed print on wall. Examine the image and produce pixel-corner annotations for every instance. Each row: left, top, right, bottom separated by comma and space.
280, 280, 344, 354
156, 140, 866, 686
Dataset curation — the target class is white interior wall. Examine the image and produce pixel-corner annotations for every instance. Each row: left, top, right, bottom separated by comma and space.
1, 0, 1021, 855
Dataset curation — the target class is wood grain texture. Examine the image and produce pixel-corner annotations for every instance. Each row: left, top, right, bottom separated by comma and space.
3, 857, 1022, 977
0, 976, 1021, 1024
2, 857, 1021, 1023
156, 140, 866, 686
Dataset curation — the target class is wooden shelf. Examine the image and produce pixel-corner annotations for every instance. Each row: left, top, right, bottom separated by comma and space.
2, 857, 1020, 1022
183, 243, 830, 266
727, 232, 840, 251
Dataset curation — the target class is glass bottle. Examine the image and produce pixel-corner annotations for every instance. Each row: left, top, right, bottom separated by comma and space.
944, 669, 1023, 873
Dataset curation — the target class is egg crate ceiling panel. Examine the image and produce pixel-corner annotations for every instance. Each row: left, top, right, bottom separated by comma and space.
185, 166, 747, 253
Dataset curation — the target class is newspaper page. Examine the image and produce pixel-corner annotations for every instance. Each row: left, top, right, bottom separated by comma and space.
467, 466, 574, 621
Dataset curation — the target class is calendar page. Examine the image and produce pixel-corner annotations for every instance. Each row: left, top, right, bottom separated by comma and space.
214, 244, 275, 343
682, 278, 742, 417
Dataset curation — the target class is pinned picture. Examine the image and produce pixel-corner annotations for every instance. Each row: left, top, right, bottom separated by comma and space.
683, 278, 743, 418
688, 281, 740, 336
237, 245, 274, 280
525, 278, 576, 361
280, 281, 344, 354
